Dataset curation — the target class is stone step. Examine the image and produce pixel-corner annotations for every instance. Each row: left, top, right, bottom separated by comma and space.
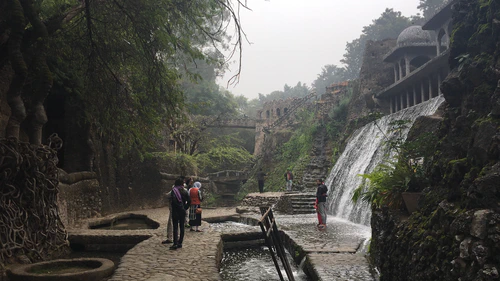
289, 194, 316, 198
293, 209, 316, 214
291, 202, 315, 206
291, 198, 316, 203
293, 205, 314, 209
287, 193, 315, 197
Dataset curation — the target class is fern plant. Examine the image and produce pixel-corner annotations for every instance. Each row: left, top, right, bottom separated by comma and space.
352, 119, 436, 209
352, 160, 412, 209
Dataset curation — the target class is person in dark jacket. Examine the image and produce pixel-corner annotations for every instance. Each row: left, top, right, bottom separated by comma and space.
256, 168, 266, 193
315, 179, 328, 228
170, 178, 191, 250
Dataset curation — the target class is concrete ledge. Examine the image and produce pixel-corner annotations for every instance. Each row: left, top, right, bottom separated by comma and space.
69, 234, 152, 252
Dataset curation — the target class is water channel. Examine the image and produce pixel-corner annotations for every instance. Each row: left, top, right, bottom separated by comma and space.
213, 214, 372, 281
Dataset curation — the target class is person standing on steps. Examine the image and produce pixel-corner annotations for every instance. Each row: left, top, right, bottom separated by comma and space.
256, 168, 267, 193
170, 178, 191, 250
315, 178, 328, 229
284, 169, 294, 192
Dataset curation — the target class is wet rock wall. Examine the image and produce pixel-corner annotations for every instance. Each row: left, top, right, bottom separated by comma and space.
371, 1, 500, 280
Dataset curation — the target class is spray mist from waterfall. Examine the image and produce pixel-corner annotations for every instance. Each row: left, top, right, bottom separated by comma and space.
325, 96, 445, 225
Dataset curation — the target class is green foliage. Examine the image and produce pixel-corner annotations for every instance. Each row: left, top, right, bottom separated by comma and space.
146, 152, 200, 176
312, 65, 347, 95
196, 145, 253, 173
276, 111, 318, 163
341, 9, 414, 80
353, 120, 438, 209
418, 0, 447, 19
34, 0, 247, 156
180, 58, 239, 117
203, 193, 221, 207
261, 82, 311, 103
326, 87, 353, 139
353, 161, 410, 209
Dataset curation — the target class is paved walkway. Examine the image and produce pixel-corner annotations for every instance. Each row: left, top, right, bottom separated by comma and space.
69, 207, 375, 281
68, 207, 237, 281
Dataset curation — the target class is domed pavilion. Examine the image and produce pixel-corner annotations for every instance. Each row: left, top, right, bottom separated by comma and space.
375, 0, 456, 113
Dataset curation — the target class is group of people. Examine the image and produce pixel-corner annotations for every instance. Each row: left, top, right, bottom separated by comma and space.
256, 169, 295, 193
258, 168, 329, 229
162, 176, 203, 250
162, 172, 328, 249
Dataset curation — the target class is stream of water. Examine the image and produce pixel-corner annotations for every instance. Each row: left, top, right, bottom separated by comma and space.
326, 96, 445, 225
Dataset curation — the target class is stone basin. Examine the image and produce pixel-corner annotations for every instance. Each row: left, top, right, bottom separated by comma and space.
7, 258, 114, 281
88, 213, 159, 230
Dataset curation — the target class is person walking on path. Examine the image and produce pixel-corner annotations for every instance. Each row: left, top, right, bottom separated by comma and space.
284, 170, 294, 192
161, 185, 174, 244
170, 178, 191, 250
315, 178, 328, 229
256, 168, 267, 193
189, 181, 203, 232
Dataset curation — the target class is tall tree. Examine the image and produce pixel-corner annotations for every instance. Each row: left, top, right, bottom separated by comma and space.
0, 0, 249, 151
418, 0, 446, 19
312, 65, 347, 95
341, 9, 412, 80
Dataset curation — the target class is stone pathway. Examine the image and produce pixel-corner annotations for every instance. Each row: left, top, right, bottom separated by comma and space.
68, 207, 237, 281
69, 207, 375, 281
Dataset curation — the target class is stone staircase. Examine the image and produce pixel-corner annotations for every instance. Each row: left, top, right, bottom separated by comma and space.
286, 193, 316, 214
301, 125, 332, 189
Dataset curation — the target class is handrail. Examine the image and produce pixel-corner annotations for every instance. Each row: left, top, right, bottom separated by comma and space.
263, 91, 317, 133
258, 207, 295, 281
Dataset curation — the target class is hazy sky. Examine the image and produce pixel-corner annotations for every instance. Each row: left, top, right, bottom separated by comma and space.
219, 0, 421, 99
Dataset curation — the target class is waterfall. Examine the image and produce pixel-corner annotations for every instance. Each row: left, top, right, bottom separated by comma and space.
326, 96, 445, 225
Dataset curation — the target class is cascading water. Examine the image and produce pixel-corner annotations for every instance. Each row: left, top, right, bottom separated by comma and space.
326, 96, 445, 225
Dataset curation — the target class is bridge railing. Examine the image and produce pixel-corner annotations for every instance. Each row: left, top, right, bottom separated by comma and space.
207, 170, 248, 178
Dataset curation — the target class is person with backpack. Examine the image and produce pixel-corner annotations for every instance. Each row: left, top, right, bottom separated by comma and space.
170, 178, 191, 250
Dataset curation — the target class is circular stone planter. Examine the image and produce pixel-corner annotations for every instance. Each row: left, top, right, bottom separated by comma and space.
7, 258, 114, 281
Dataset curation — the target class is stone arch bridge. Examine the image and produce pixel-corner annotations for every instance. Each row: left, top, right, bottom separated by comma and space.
161, 170, 249, 206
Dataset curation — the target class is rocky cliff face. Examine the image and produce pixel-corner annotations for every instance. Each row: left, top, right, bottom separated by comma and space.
371, 1, 500, 280
348, 39, 396, 121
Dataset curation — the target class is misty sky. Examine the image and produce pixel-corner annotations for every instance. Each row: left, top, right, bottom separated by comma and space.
219, 0, 421, 100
